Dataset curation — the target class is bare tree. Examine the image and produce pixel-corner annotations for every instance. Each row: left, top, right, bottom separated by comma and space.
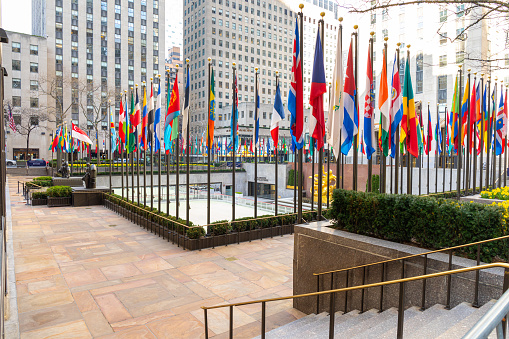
5, 101, 49, 161
38, 74, 74, 124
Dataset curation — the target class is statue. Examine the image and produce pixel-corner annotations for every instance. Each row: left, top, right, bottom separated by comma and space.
82, 163, 97, 189
58, 160, 70, 178
309, 166, 337, 202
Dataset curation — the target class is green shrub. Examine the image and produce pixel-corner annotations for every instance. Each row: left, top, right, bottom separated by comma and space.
287, 169, 299, 186
187, 226, 205, 239
26, 180, 52, 188
46, 186, 73, 198
34, 176, 52, 181
366, 174, 380, 193
32, 191, 48, 199
208, 220, 231, 235
328, 189, 506, 262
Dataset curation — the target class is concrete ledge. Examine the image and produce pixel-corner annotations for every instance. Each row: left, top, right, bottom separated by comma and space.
293, 221, 504, 315
460, 194, 504, 205
6, 167, 49, 176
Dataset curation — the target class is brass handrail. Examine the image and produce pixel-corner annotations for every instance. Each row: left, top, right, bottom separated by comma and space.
313, 233, 509, 277
201, 263, 509, 339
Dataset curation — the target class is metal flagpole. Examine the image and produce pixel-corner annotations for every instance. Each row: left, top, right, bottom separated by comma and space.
232, 62, 237, 221
486, 76, 491, 189
317, 12, 324, 220
443, 108, 447, 193
157, 75, 162, 213
121, 92, 126, 200
176, 138, 180, 219
435, 104, 439, 193
352, 25, 359, 191
142, 82, 147, 207
293, 145, 296, 213
493, 78, 497, 189
407, 46, 412, 195
480, 75, 485, 191
336, 18, 343, 191
498, 81, 502, 188
311, 138, 314, 211
395, 43, 401, 194
473, 73, 478, 192
466, 70, 471, 194
505, 86, 508, 188
186, 59, 191, 225
207, 58, 212, 226
381, 36, 388, 193
457, 66, 463, 198
367, 32, 374, 192
418, 108, 422, 196
150, 79, 154, 210
427, 103, 430, 195
275, 72, 279, 216
109, 101, 112, 191
297, 4, 304, 223
255, 68, 259, 218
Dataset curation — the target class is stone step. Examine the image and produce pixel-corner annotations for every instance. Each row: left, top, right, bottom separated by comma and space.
352, 306, 422, 339
339, 307, 398, 339
380, 304, 448, 339
436, 300, 497, 339
406, 302, 477, 339
260, 312, 328, 339
298, 309, 378, 339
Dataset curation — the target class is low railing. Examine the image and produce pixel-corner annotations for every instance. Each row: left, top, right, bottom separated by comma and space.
313, 233, 509, 314
464, 287, 509, 339
202, 263, 509, 339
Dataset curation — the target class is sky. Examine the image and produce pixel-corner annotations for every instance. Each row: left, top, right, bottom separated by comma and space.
2, 0, 31, 34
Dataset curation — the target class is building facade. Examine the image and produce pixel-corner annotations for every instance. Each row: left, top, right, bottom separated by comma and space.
3, 31, 49, 161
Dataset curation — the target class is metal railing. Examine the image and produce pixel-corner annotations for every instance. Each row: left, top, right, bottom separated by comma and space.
464, 286, 509, 339
0, 215, 6, 339
202, 263, 509, 339
313, 233, 509, 313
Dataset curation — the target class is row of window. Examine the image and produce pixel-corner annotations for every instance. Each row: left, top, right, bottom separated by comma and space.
10, 96, 39, 108
11, 60, 38, 73
11, 42, 39, 55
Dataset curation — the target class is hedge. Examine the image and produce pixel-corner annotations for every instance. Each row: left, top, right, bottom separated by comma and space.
327, 189, 507, 262
32, 191, 48, 199
46, 186, 73, 197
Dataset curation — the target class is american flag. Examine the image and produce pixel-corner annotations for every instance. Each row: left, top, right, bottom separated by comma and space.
8, 103, 16, 132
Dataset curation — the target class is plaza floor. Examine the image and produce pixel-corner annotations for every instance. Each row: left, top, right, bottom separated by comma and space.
5, 176, 303, 338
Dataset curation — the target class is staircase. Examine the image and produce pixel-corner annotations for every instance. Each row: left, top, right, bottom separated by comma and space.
255, 300, 498, 339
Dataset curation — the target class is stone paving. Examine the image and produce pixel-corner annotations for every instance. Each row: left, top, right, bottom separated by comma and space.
6, 176, 303, 338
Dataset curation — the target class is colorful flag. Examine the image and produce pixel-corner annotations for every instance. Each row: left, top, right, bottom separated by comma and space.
288, 18, 304, 151
389, 54, 403, 158
110, 105, 117, 153
271, 81, 285, 148
452, 76, 461, 153
445, 108, 450, 155
119, 95, 126, 144
165, 75, 180, 149
363, 44, 375, 160
495, 90, 505, 155
208, 68, 216, 148
309, 29, 327, 151
435, 113, 442, 155
230, 72, 239, 150
426, 106, 433, 155
154, 79, 162, 153
402, 58, 418, 157
460, 78, 470, 147
133, 87, 141, 149
378, 50, 390, 156
326, 20, 343, 158
417, 111, 425, 155
341, 40, 358, 155
147, 81, 154, 150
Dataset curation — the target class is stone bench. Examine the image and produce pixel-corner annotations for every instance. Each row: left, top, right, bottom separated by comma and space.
52, 177, 84, 187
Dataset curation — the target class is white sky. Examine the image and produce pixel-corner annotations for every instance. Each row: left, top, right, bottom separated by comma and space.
2, 0, 31, 34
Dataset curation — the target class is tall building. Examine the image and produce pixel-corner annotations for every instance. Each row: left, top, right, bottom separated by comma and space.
165, 0, 183, 51
31, 0, 165, 138
165, 46, 183, 103
3, 31, 49, 161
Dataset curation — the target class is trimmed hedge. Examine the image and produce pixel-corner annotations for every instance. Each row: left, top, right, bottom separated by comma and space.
32, 191, 48, 199
46, 186, 73, 198
26, 179, 53, 187
34, 176, 52, 181
327, 189, 507, 262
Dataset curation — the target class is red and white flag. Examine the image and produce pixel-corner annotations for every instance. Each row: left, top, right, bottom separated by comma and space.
71, 123, 93, 144
8, 103, 16, 132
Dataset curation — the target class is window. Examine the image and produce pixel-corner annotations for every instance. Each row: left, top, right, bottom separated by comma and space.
416, 53, 423, 94
30, 115, 39, 125
506, 54, 509, 66
30, 62, 38, 73
456, 4, 465, 17
439, 8, 447, 22
439, 32, 447, 45
12, 96, 21, 107
456, 51, 464, 64
12, 42, 20, 53
30, 98, 39, 108
30, 45, 38, 55
370, 13, 376, 24
437, 75, 447, 104
12, 78, 21, 89
12, 60, 21, 71
439, 55, 447, 67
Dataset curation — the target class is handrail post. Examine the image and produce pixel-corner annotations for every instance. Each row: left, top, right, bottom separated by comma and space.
316, 275, 320, 314
229, 305, 234, 339
329, 291, 335, 339
204, 308, 209, 339
379, 262, 385, 312
502, 267, 509, 338
361, 266, 366, 313
446, 250, 453, 309
474, 244, 481, 308
421, 254, 427, 310
261, 301, 266, 339
344, 270, 349, 313
397, 259, 405, 339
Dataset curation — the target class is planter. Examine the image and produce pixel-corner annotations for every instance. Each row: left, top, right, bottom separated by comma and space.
47, 197, 72, 207
31, 198, 48, 206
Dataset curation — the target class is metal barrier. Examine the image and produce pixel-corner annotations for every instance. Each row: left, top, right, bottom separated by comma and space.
464, 286, 509, 339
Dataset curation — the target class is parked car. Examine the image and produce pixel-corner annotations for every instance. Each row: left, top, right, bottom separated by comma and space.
27, 159, 47, 167
6, 159, 16, 167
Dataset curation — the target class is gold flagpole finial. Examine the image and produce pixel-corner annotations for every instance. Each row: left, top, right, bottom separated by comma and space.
467, 69, 471, 73
339, 17, 343, 22
320, 12, 325, 18
208, 57, 211, 62
299, 4, 304, 10
384, 37, 388, 42
370, 31, 374, 36
255, 67, 258, 72
353, 25, 358, 30
397, 42, 401, 47
135, 84, 138, 87
186, 58, 190, 63
407, 44, 411, 48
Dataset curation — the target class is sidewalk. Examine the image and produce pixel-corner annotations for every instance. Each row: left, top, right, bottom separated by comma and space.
6, 176, 302, 338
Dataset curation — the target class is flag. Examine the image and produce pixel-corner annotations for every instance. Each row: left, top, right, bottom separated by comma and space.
154, 79, 162, 153
435, 114, 442, 155
182, 66, 190, 149
230, 72, 239, 150
389, 54, 403, 158
341, 40, 358, 155
147, 81, 154, 150
326, 21, 343, 158
460, 78, 470, 147
363, 44, 375, 160
379, 50, 390, 157
271, 81, 285, 147
417, 111, 425, 155
51, 127, 60, 151
165, 75, 180, 150
452, 76, 461, 153
128, 90, 136, 153
254, 73, 260, 148
119, 95, 126, 144
110, 106, 117, 153
309, 29, 327, 150
496, 90, 505, 155
95, 130, 98, 154
481, 84, 488, 153
445, 108, 450, 155
402, 58, 418, 157
132, 88, 141, 151
426, 106, 433, 155
8, 103, 16, 132
289, 18, 304, 150
360, 130, 365, 155
208, 68, 216, 148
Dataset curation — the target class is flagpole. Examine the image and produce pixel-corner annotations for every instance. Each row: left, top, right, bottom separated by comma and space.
336, 17, 343, 192
130, 89, 134, 202
480, 75, 485, 191
427, 103, 430, 195
122, 92, 126, 200
186, 59, 191, 226
149, 78, 154, 211
505, 86, 508, 188
207, 58, 212, 226
316, 12, 325, 220
486, 76, 491, 189
353, 25, 359, 191
406, 46, 412, 195
382, 36, 388, 194
157, 75, 162, 213
435, 104, 438, 193
109, 100, 112, 191
498, 81, 502, 188
232, 62, 237, 222
493, 78, 497, 189
418, 106, 422, 196
297, 4, 304, 224
502, 82, 507, 188
443, 108, 447, 193
136, 85, 141, 205
255, 68, 259, 218
311, 138, 314, 211
473, 73, 478, 193
395, 43, 401, 194
367, 31, 374, 192
465, 70, 471, 194
457, 66, 463, 198
176, 137, 180, 219
275, 72, 279, 217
